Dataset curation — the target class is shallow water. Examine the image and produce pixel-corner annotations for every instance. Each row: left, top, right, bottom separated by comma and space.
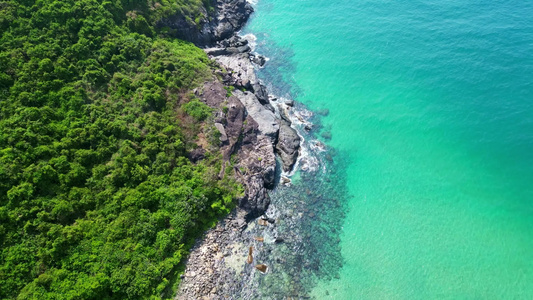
242, 0, 533, 298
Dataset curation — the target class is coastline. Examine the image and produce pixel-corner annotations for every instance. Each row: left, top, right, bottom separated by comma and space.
170, 1, 347, 298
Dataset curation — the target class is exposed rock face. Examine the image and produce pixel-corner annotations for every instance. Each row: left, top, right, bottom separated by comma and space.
214, 123, 228, 143
157, 0, 253, 46
235, 123, 276, 210
234, 90, 279, 142
215, 53, 258, 89
276, 122, 301, 173
196, 81, 276, 218
176, 1, 305, 299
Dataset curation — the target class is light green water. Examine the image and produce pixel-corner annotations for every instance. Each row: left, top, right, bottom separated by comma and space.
243, 0, 533, 298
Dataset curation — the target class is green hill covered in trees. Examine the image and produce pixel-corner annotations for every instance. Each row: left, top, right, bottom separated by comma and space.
0, 0, 242, 298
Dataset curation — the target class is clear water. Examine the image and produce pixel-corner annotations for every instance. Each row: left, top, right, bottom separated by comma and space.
243, 0, 533, 298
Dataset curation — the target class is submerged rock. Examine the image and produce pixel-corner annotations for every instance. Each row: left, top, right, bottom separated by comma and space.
321, 131, 332, 140
281, 176, 292, 185
255, 264, 268, 274
258, 219, 269, 226
247, 246, 253, 264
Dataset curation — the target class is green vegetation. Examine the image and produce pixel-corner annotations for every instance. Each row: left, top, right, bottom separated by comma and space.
0, 0, 241, 299
182, 97, 213, 121
223, 86, 234, 97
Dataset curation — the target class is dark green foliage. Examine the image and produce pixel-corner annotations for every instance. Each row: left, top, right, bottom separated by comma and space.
182, 98, 213, 121
0, 0, 240, 299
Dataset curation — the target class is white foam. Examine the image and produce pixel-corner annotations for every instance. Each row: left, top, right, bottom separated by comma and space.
241, 33, 257, 51
268, 96, 323, 178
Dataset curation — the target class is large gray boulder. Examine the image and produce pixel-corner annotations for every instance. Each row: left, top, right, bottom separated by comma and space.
276, 122, 301, 173
233, 90, 279, 142
235, 118, 277, 216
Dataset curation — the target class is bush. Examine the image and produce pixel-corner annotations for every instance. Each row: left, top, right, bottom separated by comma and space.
182, 98, 213, 121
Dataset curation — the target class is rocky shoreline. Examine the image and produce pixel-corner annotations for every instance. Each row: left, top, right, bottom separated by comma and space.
169, 0, 349, 295
167, 1, 309, 299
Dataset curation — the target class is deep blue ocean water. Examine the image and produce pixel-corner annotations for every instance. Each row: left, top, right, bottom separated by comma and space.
242, 0, 533, 298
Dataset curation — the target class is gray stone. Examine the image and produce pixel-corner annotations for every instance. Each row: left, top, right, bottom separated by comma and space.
252, 83, 269, 105
215, 54, 258, 89
251, 54, 267, 67
284, 99, 295, 107
205, 47, 229, 56
234, 90, 279, 142
276, 122, 301, 172
215, 123, 228, 143
278, 104, 292, 124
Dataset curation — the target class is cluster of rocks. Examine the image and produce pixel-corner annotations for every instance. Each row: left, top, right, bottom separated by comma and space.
175, 210, 249, 299
157, 0, 254, 46
201, 33, 302, 218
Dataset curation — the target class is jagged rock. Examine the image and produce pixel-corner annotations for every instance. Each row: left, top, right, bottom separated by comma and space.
237, 45, 251, 53
252, 83, 269, 105
214, 54, 258, 89
250, 54, 266, 67
204, 47, 229, 56
198, 81, 227, 107
276, 122, 301, 172
264, 103, 275, 113
234, 90, 279, 142
224, 96, 246, 138
215, 123, 228, 143
157, 0, 253, 46
196, 81, 274, 218
278, 104, 292, 124
234, 118, 276, 216
220, 35, 249, 48
284, 99, 295, 107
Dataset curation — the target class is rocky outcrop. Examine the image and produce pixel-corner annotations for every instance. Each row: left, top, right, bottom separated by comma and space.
176, 1, 306, 299
157, 0, 253, 46
195, 79, 277, 218
276, 122, 301, 172
233, 90, 279, 142
215, 53, 258, 89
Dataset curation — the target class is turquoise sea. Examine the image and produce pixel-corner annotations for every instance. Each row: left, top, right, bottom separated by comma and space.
242, 0, 533, 298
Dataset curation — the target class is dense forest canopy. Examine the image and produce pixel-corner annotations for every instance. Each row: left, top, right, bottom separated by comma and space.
0, 0, 241, 298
